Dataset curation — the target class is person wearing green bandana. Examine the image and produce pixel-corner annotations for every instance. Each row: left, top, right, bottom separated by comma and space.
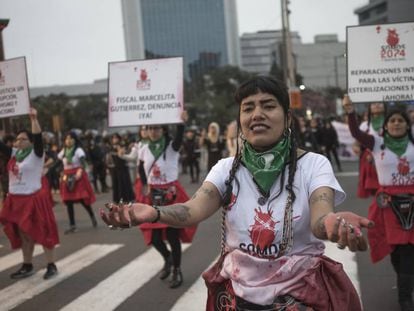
356, 102, 386, 198
344, 95, 414, 311
102, 76, 373, 310
58, 132, 97, 234
0, 108, 59, 280
126, 111, 196, 289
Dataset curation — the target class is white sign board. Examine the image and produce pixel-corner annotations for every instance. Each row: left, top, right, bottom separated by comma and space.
108, 57, 184, 127
0, 57, 30, 118
347, 22, 414, 103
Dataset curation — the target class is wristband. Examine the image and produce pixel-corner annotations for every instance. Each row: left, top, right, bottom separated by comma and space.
151, 205, 161, 223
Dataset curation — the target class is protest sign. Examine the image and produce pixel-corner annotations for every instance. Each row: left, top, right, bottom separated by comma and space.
0, 57, 30, 118
347, 22, 414, 103
108, 57, 183, 127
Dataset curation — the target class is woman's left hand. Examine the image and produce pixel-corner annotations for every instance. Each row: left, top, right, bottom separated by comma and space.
324, 211, 374, 252
181, 110, 188, 123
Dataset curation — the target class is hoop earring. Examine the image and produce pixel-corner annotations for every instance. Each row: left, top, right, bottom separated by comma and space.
283, 128, 292, 138
239, 132, 246, 142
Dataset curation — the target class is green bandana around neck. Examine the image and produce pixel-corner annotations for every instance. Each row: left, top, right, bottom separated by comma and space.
384, 133, 409, 157
149, 136, 166, 159
15, 147, 33, 162
65, 146, 75, 164
242, 136, 291, 194
371, 115, 384, 132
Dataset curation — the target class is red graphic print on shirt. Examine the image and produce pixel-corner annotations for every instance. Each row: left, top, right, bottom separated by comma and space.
152, 163, 161, 178
248, 208, 278, 250
398, 157, 410, 175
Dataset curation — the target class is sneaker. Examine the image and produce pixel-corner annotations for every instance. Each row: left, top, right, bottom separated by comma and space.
169, 267, 183, 288
10, 263, 34, 279
64, 226, 77, 234
43, 263, 58, 280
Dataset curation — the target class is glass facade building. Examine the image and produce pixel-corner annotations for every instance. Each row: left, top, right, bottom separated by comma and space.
121, 0, 240, 80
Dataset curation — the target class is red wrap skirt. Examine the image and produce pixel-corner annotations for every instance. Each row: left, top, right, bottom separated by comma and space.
60, 168, 96, 205
0, 189, 59, 249
41, 175, 54, 207
139, 180, 197, 245
368, 185, 414, 263
357, 149, 380, 198
134, 178, 145, 203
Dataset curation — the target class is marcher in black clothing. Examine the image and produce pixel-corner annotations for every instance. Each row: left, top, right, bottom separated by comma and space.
106, 133, 135, 203
0, 134, 15, 200
200, 122, 226, 171
297, 117, 320, 153
88, 135, 108, 193
321, 119, 342, 172
182, 129, 200, 183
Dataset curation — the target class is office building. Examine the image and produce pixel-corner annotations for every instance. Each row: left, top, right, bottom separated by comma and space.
121, 0, 240, 80
355, 0, 414, 25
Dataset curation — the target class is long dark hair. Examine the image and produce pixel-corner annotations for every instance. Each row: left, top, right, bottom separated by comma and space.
223, 76, 298, 207
381, 108, 414, 144
64, 131, 82, 150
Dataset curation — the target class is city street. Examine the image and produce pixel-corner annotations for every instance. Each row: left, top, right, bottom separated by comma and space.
0, 161, 399, 310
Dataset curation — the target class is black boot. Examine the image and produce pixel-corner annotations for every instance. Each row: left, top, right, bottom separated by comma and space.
91, 215, 98, 228
398, 274, 414, 311
159, 254, 172, 280
43, 263, 58, 280
169, 267, 183, 288
10, 263, 34, 279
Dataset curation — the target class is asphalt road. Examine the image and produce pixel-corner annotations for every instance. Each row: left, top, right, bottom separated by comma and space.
0, 161, 400, 311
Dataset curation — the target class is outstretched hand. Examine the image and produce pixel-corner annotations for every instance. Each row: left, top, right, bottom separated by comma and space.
324, 211, 374, 252
100, 202, 157, 229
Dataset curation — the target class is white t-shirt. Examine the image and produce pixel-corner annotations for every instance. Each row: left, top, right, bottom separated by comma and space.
9, 149, 44, 194
58, 147, 86, 169
205, 152, 346, 258
371, 136, 414, 186
359, 120, 382, 137
139, 142, 179, 185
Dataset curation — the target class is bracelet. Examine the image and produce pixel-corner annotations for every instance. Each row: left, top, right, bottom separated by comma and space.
151, 205, 161, 223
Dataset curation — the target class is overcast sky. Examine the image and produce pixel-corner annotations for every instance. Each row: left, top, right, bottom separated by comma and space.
2, 0, 367, 87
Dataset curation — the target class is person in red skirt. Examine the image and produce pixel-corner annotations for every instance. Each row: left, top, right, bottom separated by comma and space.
356, 102, 386, 198
118, 125, 149, 203
130, 111, 196, 289
0, 108, 59, 280
344, 96, 414, 311
58, 132, 97, 234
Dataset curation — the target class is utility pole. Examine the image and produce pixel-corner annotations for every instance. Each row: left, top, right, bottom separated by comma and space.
0, 19, 9, 61
280, 0, 295, 88
0, 19, 10, 133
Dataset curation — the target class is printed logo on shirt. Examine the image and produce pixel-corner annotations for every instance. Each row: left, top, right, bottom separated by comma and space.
150, 163, 167, 183
392, 157, 414, 185
239, 208, 280, 257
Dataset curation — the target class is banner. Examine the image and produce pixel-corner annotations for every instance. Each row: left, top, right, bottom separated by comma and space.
108, 57, 184, 127
332, 120, 358, 161
347, 22, 414, 103
0, 57, 31, 118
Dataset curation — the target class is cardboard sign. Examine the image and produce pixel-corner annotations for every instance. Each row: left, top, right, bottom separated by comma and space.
0, 57, 30, 118
108, 57, 184, 127
347, 22, 414, 103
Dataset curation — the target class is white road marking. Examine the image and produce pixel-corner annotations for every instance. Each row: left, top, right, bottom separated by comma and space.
60, 244, 191, 311
0, 244, 122, 310
0, 245, 60, 273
